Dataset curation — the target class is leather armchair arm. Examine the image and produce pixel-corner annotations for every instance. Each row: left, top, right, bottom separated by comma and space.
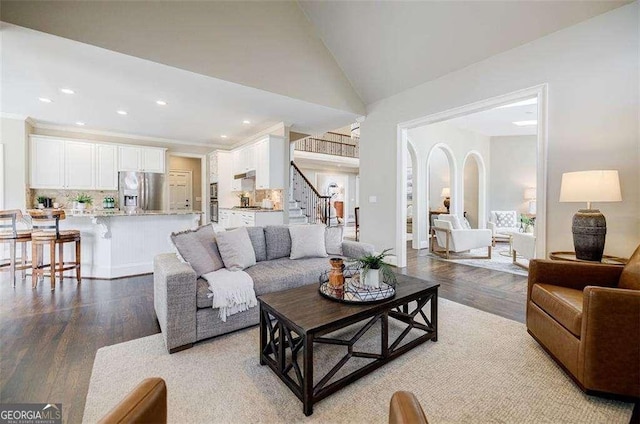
528, 260, 622, 299
579, 287, 640, 395
389, 391, 428, 424
98, 378, 167, 424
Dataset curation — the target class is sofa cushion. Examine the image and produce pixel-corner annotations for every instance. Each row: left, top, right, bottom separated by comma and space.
246, 226, 267, 262
264, 225, 291, 260
289, 224, 328, 260
215, 227, 256, 271
170, 224, 224, 277
619, 245, 640, 290
325, 225, 344, 256
196, 256, 340, 308
531, 283, 583, 337
246, 257, 337, 296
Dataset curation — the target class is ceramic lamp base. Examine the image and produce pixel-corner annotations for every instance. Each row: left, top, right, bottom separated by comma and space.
572, 209, 606, 262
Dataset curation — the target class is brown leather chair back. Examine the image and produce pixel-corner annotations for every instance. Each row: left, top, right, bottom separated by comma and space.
619, 244, 640, 290
98, 378, 167, 424
389, 391, 429, 424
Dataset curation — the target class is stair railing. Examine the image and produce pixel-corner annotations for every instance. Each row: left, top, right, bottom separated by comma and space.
291, 161, 332, 226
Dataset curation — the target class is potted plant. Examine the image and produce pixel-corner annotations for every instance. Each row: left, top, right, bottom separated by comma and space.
36, 196, 47, 209
351, 248, 396, 289
74, 193, 93, 211
520, 215, 535, 233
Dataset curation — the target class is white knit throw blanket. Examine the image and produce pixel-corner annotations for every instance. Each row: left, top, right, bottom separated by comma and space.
202, 268, 257, 322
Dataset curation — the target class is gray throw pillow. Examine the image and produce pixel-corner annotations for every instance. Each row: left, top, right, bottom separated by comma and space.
216, 227, 257, 271
289, 224, 328, 260
246, 226, 267, 262
325, 225, 343, 256
170, 224, 224, 277
264, 225, 292, 260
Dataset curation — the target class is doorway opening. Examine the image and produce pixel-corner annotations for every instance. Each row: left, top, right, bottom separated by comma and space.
397, 84, 548, 270
168, 153, 207, 222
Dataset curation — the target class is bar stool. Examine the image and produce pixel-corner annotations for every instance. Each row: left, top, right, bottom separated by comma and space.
0, 210, 32, 286
28, 209, 81, 290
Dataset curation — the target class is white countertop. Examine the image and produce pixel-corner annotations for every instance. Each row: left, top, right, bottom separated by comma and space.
64, 209, 203, 217
220, 207, 283, 213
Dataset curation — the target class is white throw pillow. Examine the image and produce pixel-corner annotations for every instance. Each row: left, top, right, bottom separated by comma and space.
215, 227, 256, 271
289, 224, 329, 260
325, 225, 344, 256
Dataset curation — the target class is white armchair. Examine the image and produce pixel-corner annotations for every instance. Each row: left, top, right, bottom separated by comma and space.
430, 214, 492, 259
511, 233, 535, 269
488, 210, 520, 245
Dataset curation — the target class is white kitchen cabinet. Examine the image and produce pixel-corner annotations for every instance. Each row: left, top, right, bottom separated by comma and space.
95, 144, 118, 190
255, 136, 285, 190
219, 208, 283, 229
232, 150, 243, 175
118, 146, 142, 171
64, 140, 95, 189
232, 144, 258, 175
142, 147, 165, 173
31, 136, 65, 189
118, 146, 165, 172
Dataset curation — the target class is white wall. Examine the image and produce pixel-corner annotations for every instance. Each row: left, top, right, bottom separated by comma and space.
0, 117, 29, 210
360, 3, 639, 263
489, 136, 537, 214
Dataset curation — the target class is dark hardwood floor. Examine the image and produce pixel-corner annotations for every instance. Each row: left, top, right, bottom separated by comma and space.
0, 245, 637, 423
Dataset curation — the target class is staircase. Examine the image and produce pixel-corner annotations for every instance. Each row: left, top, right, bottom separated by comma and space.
290, 161, 332, 226
288, 200, 308, 225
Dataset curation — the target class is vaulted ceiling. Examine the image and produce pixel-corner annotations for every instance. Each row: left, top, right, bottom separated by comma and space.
0, 0, 629, 145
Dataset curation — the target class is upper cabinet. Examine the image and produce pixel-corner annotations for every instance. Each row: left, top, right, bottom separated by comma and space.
142, 147, 165, 173
31, 136, 65, 189
95, 144, 118, 190
232, 144, 257, 175
255, 136, 285, 190
30, 136, 166, 190
64, 140, 95, 189
118, 146, 165, 173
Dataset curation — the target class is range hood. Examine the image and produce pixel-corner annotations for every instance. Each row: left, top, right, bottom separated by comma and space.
234, 170, 256, 179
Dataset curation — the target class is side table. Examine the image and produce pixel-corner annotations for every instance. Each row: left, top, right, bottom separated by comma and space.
548, 251, 628, 266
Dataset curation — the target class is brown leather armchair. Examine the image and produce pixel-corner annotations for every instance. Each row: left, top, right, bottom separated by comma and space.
389, 391, 429, 424
98, 378, 167, 424
527, 245, 640, 398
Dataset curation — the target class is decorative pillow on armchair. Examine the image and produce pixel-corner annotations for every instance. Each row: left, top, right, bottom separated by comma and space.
494, 211, 517, 228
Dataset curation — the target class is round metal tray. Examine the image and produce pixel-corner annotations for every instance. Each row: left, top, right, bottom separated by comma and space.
318, 265, 396, 304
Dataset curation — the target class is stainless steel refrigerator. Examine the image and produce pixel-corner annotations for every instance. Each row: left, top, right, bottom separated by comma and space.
118, 171, 165, 212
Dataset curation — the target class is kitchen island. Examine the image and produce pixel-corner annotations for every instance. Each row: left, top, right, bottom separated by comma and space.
58, 210, 202, 279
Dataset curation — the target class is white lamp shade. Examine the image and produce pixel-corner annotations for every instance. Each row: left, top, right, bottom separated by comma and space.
523, 187, 536, 200
441, 187, 450, 197
559, 170, 622, 203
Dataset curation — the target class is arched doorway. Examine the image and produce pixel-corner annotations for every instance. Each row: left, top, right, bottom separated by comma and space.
462, 151, 487, 229
426, 144, 457, 235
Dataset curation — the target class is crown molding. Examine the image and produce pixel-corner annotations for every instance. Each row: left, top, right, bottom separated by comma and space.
230, 122, 286, 149
31, 121, 227, 149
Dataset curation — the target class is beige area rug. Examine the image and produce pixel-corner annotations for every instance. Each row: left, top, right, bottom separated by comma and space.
83, 299, 633, 423
429, 243, 529, 277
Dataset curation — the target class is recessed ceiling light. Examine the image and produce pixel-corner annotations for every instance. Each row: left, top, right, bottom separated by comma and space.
220, 135, 228, 138
39, 97, 52, 103
513, 120, 537, 126
75, 122, 85, 126
117, 110, 128, 115
497, 98, 537, 109
242, 120, 251, 124
156, 100, 167, 106
60, 88, 75, 94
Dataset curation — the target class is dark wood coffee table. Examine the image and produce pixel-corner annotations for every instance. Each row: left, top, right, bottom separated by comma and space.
258, 273, 439, 416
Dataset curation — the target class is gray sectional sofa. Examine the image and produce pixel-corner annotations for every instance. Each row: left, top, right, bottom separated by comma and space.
154, 224, 374, 353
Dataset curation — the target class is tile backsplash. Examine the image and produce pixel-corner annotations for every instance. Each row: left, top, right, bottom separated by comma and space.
30, 189, 118, 209
254, 189, 283, 209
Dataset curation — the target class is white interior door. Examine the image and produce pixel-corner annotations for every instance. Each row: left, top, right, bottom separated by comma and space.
169, 170, 192, 211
